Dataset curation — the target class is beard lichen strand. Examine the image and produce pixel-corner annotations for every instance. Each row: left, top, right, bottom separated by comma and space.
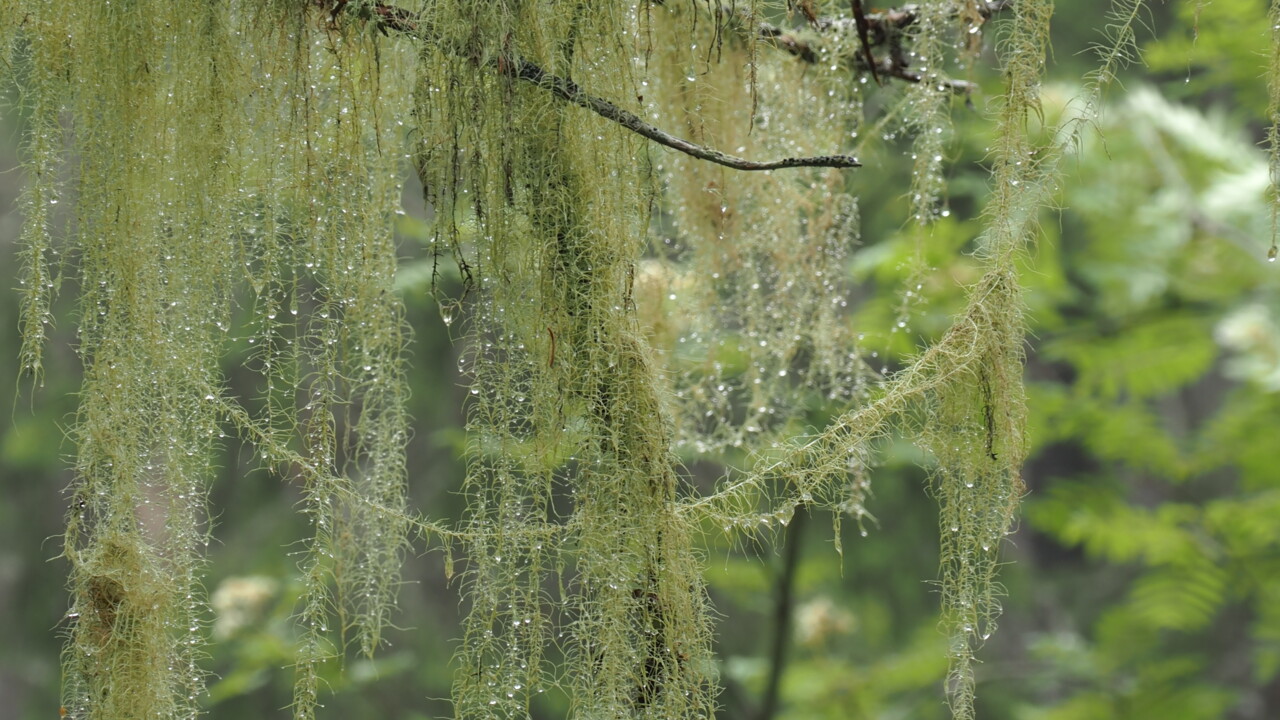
539, 190, 714, 717
0, 0, 18, 58
931, 1, 1051, 716
48, 1, 247, 717
1265, 0, 1280, 260
644, 3, 868, 456
14, 41, 64, 387
419, 8, 560, 716
417, 3, 717, 717
902, 0, 954, 225
661, 1, 1051, 715
251, 13, 415, 717
6, 2, 419, 718
918, 271, 1028, 720
923, 8, 1156, 714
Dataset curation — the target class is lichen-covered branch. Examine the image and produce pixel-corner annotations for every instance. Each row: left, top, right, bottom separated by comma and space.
348, 1, 861, 171
510, 59, 860, 170
759, 0, 1013, 92
6, 2, 1196, 720
1266, 0, 1280, 260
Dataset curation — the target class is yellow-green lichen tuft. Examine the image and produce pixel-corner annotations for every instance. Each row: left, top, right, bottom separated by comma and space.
416, 4, 721, 716
1267, 0, 1280, 260
3, 2, 1198, 720
7, 3, 415, 718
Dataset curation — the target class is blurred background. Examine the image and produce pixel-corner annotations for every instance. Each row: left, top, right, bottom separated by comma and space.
3, 2, 1280, 718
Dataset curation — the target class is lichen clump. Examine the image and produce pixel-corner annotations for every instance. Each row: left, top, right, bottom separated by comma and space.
0, 1, 1188, 719
7, 3, 411, 718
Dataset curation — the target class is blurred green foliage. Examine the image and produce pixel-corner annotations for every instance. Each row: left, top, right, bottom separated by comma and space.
1011, 81, 1280, 718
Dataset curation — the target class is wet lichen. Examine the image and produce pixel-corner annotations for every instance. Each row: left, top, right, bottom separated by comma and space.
4, 1, 1179, 719
9, 3, 412, 719
1267, 0, 1280, 261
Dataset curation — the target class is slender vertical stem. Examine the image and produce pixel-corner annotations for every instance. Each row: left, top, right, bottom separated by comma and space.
759, 509, 807, 720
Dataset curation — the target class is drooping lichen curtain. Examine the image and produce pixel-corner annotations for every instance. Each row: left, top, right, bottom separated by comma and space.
3, 2, 1249, 719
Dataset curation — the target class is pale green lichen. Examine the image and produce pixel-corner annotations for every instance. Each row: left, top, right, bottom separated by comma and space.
3, 2, 1184, 720
416, 4, 719, 716
902, 0, 957, 225
1267, 0, 1280, 260
9, 4, 67, 388
645, 3, 870, 456
8, 3, 412, 719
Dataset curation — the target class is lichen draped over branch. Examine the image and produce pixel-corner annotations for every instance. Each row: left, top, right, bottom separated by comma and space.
1267, 0, 1280, 261
360, 0, 862, 170
7, 3, 414, 719
0, 1, 1181, 719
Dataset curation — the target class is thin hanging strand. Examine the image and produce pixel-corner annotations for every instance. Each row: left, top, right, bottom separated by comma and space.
364, 2, 861, 171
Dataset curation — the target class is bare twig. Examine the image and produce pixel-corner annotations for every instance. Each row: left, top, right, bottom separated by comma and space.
760, 0, 1011, 93
851, 0, 882, 85
336, 2, 860, 171
816, 0, 1012, 33
511, 60, 860, 170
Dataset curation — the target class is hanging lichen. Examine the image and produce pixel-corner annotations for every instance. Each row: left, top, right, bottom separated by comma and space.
7, 2, 414, 719
663, 1, 1147, 715
8, 1, 65, 388
414, 4, 720, 716
3, 1, 1192, 719
236, 9, 416, 714
47, 4, 241, 716
643, 3, 871, 458
1267, 0, 1280, 261
901, 0, 959, 224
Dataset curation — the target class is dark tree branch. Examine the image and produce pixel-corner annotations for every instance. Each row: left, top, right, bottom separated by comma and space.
760, 0, 1011, 93
851, 0, 882, 85
759, 23, 819, 64
330, 2, 859, 171
759, 509, 807, 720
511, 61, 860, 170
329, 1, 1015, 168
790, 0, 821, 27
816, 0, 1012, 34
